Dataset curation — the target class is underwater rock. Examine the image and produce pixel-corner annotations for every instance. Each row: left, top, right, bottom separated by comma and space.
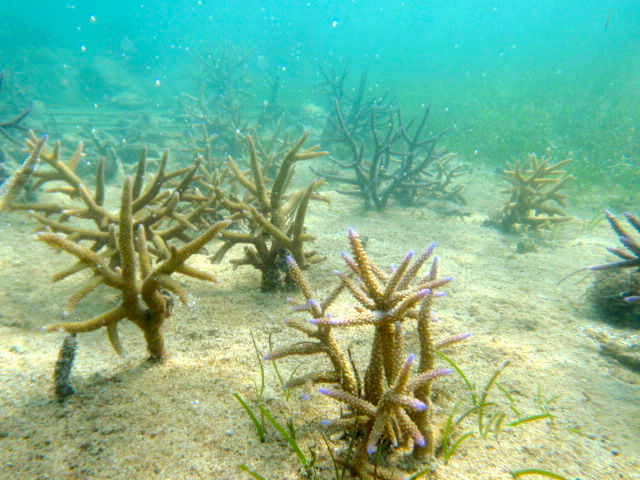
588, 269, 640, 327
110, 91, 147, 108
587, 329, 640, 374
424, 198, 473, 217
515, 236, 538, 254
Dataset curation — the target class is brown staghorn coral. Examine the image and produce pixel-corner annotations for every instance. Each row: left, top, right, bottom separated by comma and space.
181, 42, 255, 157
209, 131, 329, 291
0, 133, 46, 212
265, 258, 356, 396
489, 149, 574, 231
266, 228, 470, 479
18, 132, 220, 257
14, 134, 229, 361
181, 42, 286, 158
39, 176, 230, 361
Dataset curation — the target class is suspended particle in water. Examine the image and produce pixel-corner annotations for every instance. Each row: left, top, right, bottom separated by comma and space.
332, 19, 338, 28
89, 15, 96, 23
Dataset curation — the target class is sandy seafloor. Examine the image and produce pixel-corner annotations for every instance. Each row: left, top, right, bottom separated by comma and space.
0, 161, 639, 480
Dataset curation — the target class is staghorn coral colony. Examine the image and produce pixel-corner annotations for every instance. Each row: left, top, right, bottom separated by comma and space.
5, 48, 631, 480
1, 127, 334, 363
0, 111, 566, 479
1, 121, 478, 477
313, 65, 466, 211
17, 133, 232, 361
266, 228, 469, 478
209, 132, 329, 291
0, 116, 465, 476
487, 149, 574, 232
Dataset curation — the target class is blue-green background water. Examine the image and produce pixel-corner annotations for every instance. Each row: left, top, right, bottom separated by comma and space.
1, 0, 639, 185
1, 5, 640, 478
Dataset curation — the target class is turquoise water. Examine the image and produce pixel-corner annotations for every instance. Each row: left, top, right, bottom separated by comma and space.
2, 3, 640, 479
1, 0, 639, 178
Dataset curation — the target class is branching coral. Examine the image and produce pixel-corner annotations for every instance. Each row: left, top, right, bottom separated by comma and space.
590, 210, 640, 274
317, 63, 393, 145
489, 149, 574, 231
209, 132, 329, 291
18, 132, 219, 254
319, 355, 450, 464
0, 71, 33, 146
0, 133, 45, 212
265, 258, 355, 395
267, 228, 470, 478
316, 100, 465, 212
181, 42, 285, 157
0, 72, 37, 192
14, 134, 229, 361
39, 177, 230, 361
588, 210, 640, 305
314, 65, 465, 211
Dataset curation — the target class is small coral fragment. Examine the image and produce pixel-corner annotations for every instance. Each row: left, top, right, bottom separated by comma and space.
53, 334, 78, 401
267, 228, 470, 477
489, 149, 574, 231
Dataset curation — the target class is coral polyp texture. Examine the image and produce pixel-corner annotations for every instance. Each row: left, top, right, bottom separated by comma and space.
267, 228, 469, 479
489, 149, 574, 231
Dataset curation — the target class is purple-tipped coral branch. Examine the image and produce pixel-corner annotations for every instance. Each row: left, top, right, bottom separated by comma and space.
585, 210, 640, 306
266, 228, 469, 477
589, 211, 640, 272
